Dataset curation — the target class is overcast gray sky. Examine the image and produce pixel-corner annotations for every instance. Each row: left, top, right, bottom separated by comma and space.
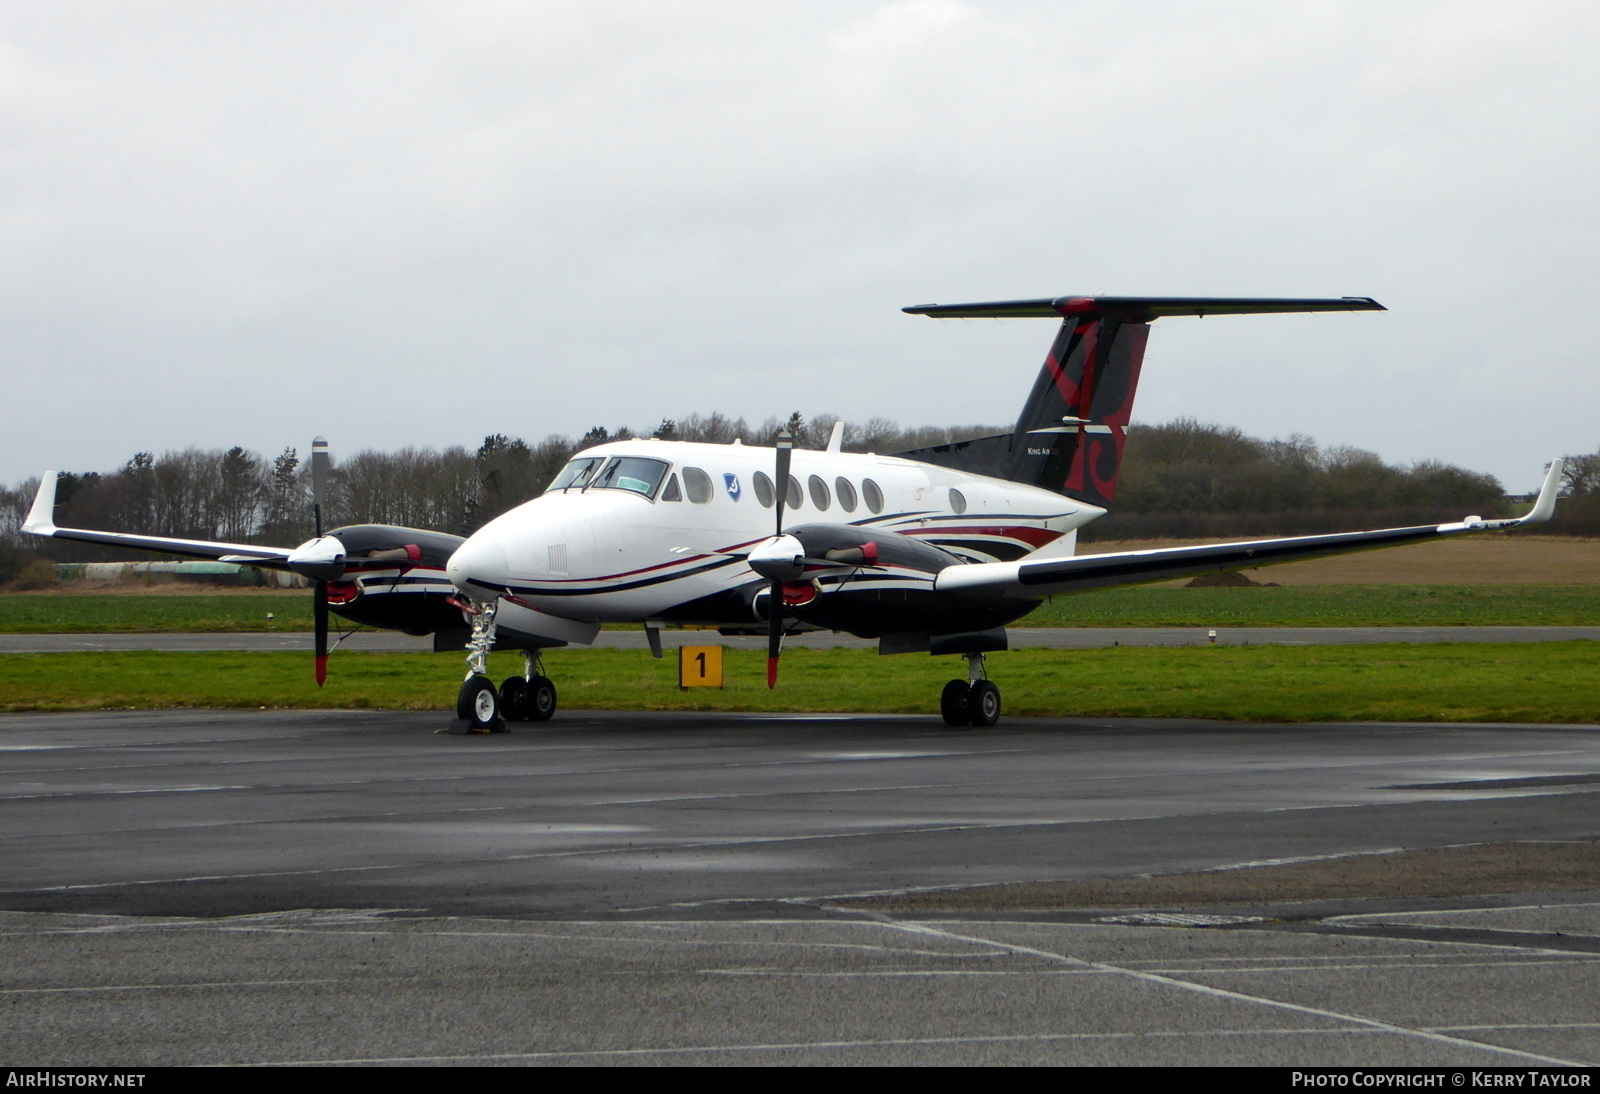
3, 1, 1596, 492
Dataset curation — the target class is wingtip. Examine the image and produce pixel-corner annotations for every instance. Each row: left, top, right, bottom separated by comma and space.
22, 471, 59, 535
1520, 457, 1565, 525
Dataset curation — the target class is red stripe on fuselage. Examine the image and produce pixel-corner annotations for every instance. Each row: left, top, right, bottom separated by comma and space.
910, 525, 1061, 548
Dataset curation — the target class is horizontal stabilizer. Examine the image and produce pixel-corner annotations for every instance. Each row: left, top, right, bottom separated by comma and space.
903, 296, 1385, 321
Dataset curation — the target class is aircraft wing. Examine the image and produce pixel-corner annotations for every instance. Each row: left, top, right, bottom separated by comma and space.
21, 471, 296, 568
935, 459, 1565, 601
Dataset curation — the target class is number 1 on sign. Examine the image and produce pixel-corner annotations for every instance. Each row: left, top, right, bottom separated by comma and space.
679, 645, 724, 688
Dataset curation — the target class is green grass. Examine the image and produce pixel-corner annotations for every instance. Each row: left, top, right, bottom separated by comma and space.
0, 594, 313, 633
3, 643, 1598, 722
1020, 584, 1600, 627
3, 585, 1600, 633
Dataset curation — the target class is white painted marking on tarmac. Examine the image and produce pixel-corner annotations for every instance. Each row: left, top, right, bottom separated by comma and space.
1432, 1022, 1600, 1032
0, 784, 250, 801
1330, 899, 1600, 923
862, 917, 1589, 1067
0, 979, 337, 995
807, 750, 965, 761
265, 1027, 1397, 1065
1203, 847, 1406, 871
1099, 913, 1264, 927
1142, 958, 1599, 975
588, 783, 956, 806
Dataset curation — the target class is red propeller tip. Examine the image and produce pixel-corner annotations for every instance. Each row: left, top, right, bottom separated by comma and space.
766, 657, 778, 689
315, 656, 327, 688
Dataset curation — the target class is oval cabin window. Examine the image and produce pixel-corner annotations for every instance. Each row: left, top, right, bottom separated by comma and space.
835, 477, 857, 512
862, 478, 884, 514
683, 467, 714, 504
752, 471, 775, 508
808, 475, 830, 511
949, 488, 967, 514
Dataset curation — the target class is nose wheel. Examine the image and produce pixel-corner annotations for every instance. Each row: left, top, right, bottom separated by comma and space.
457, 674, 504, 732
452, 600, 511, 733
939, 653, 1001, 728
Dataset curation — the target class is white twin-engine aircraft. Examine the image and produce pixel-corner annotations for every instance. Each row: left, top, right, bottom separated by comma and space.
25, 295, 1564, 731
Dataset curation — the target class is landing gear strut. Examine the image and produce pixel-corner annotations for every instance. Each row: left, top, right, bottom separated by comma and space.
940, 652, 1001, 728
452, 604, 560, 733
454, 600, 507, 733
501, 651, 557, 723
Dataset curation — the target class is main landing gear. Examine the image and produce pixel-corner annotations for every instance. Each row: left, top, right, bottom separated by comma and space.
452, 600, 558, 733
940, 652, 1001, 728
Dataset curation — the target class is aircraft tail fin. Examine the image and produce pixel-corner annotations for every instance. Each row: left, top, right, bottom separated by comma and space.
898, 296, 1383, 508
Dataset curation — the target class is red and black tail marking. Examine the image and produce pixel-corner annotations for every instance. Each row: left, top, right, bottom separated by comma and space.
1011, 311, 1149, 506
897, 295, 1383, 509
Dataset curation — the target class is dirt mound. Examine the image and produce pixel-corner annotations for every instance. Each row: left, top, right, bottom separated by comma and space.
1185, 570, 1261, 588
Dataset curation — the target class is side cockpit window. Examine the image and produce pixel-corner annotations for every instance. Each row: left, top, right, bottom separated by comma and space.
546, 456, 604, 493
589, 456, 670, 498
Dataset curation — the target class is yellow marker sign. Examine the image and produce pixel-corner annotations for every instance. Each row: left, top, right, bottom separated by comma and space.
679, 645, 724, 688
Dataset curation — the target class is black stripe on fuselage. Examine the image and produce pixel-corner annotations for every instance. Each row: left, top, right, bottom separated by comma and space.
485, 553, 748, 598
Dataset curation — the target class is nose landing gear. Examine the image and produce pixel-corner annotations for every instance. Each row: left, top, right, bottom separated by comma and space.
939, 652, 1001, 728
455, 600, 506, 733
452, 601, 560, 733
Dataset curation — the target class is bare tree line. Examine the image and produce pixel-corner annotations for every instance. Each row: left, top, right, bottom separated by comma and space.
4, 413, 1591, 579
0, 413, 1004, 571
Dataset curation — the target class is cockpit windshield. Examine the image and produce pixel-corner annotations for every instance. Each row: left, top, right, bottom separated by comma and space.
546, 457, 605, 493
587, 456, 670, 498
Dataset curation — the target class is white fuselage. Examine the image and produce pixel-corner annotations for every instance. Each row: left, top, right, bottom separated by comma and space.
446, 439, 1102, 627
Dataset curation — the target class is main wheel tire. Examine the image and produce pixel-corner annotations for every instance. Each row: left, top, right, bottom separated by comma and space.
499, 676, 530, 721
940, 679, 971, 727
528, 675, 558, 721
966, 680, 1001, 727
458, 674, 503, 732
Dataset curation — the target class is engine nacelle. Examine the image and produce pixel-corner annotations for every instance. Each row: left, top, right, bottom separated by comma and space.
775, 524, 1035, 639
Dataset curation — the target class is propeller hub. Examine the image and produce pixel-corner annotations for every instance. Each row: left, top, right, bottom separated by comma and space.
747, 534, 805, 582
287, 535, 347, 581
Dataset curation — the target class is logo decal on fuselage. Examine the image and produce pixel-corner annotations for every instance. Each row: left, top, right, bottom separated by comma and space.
724, 473, 741, 501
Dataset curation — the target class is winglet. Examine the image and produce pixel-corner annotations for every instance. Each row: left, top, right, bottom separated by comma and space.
1518, 457, 1565, 526
1444, 458, 1565, 532
22, 472, 59, 535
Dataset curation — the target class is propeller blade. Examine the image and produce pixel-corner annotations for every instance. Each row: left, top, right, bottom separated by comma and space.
313, 579, 329, 687
767, 579, 783, 689
774, 431, 792, 537
767, 430, 794, 689
310, 436, 330, 538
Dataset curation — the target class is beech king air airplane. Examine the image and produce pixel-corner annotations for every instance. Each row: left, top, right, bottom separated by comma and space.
25, 295, 1564, 731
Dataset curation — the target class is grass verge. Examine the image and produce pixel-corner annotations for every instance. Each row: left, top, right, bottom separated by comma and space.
1020, 584, 1600, 627
3, 643, 1599, 722
2, 585, 1599, 633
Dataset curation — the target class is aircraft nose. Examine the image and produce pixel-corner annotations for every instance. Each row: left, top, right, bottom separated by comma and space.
447, 533, 512, 600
